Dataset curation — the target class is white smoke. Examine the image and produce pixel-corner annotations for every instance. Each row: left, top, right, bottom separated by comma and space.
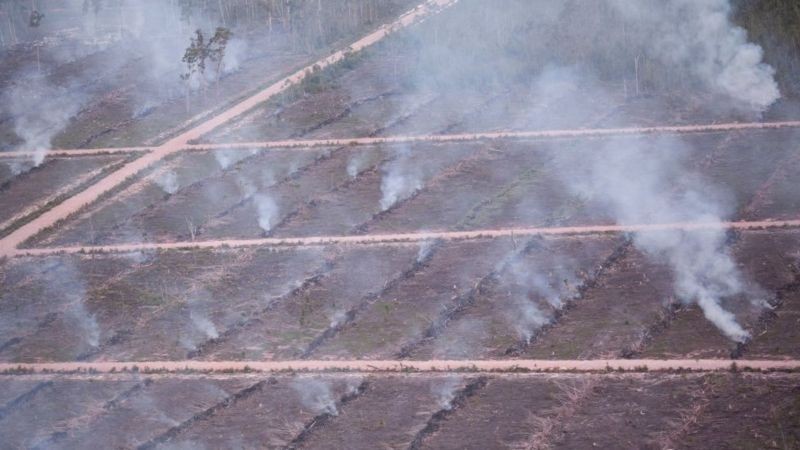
179, 289, 220, 351
5, 160, 35, 177
155, 169, 180, 194
235, 174, 258, 198
291, 379, 339, 416
221, 38, 248, 73
329, 309, 348, 329
4, 76, 87, 165
190, 309, 219, 340
417, 239, 436, 263
610, 0, 780, 112
346, 153, 368, 178
37, 259, 101, 349
380, 147, 422, 211
558, 135, 760, 342
213, 149, 258, 171
494, 248, 582, 342
253, 193, 279, 233
504, 293, 549, 344
431, 377, 462, 411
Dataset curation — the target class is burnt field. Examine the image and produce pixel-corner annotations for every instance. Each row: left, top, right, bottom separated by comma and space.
18, 126, 800, 248
2, 0, 800, 447
0, 373, 797, 449
2, 227, 799, 363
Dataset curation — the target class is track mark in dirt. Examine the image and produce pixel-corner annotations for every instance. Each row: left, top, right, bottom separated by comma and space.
505, 240, 633, 356
741, 145, 800, 219
395, 240, 518, 359
0, 381, 53, 421
407, 377, 488, 450
301, 242, 440, 359
35, 379, 154, 448
734, 264, 800, 359
653, 376, 715, 450
523, 378, 600, 450
188, 262, 336, 359
284, 380, 369, 450
136, 380, 267, 450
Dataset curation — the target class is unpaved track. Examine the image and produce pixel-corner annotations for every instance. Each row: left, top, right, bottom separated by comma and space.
7, 120, 798, 159
1, 359, 798, 376
0, 0, 459, 259
188, 120, 800, 151
0, 147, 151, 159
15, 219, 800, 257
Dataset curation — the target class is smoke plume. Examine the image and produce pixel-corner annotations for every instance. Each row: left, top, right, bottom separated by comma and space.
610, 0, 780, 112
557, 135, 761, 342
155, 169, 180, 195
253, 193, 279, 233
291, 379, 339, 416
4, 75, 87, 165
380, 146, 422, 211
431, 377, 462, 411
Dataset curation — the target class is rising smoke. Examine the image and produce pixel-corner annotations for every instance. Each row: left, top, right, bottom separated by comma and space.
155, 169, 180, 195
4, 75, 87, 165
2, 0, 248, 162
431, 376, 462, 411
253, 193, 279, 233
496, 248, 582, 343
379, 145, 422, 211
291, 379, 339, 416
609, 0, 780, 112
555, 135, 762, 342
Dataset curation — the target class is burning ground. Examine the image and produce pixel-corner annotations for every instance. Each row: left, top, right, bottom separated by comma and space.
1, 0, 800, 447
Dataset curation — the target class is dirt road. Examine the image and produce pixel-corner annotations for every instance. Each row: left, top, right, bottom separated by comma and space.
0, 0, 459, 259
188, 120, 800, 151
15, 219, 800, 257
2, 359, 798, 377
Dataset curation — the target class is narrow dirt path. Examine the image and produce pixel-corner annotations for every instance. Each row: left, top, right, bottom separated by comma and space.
1, 359, 798, 376
5, 120, 799, 160
184, 120, 800, 151
0, 0, 460, 259
15, 219, 800, 257
0, 147, 151, 158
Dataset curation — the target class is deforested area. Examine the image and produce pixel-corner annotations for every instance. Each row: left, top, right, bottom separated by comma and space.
1, 0, 799, 448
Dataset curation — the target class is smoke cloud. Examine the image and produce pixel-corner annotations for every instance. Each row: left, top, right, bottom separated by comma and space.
431, 377, 462, 411
253, 193, 279, 233
291, 379, 339, 416
4, 75, 87, 165
380, 146, 422, 211
556, 135, 760, 342
610, 0, 780, 112
154, 169, 180, 195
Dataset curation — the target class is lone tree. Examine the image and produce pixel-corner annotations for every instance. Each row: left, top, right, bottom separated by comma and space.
28, 9, 43, 27
180, 27, 231, 109
181, 29, 207, 110
208, 27, 232, 92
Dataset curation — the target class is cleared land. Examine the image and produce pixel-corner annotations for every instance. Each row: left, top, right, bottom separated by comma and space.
1, 1, 799, 448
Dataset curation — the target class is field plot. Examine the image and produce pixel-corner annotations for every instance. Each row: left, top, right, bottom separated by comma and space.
0, 0, 420, 152
0, 373, 796, 449
640, 228, 800, 359
0, 154, 133, 233
23, 126, 800, 251
3, 0, 800, 447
